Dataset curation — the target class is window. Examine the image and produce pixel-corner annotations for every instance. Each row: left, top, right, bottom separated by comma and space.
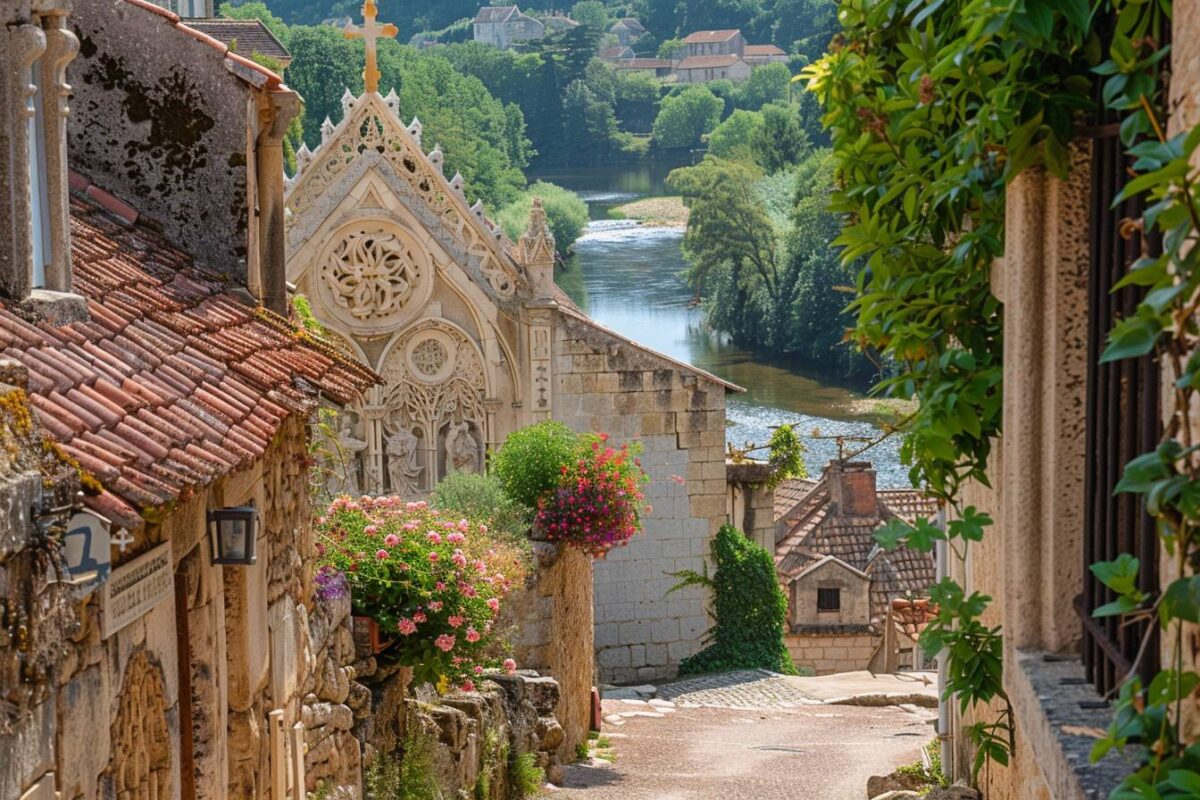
817, 588, 840, 612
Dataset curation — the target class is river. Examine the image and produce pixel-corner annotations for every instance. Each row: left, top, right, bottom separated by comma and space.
531, 163, 908, 487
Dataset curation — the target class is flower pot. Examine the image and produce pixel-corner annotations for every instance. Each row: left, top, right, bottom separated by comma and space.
351, 615, 394, 657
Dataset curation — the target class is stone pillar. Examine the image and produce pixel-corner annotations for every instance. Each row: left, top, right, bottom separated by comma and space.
36, 13, 77, 293
255, 89, 301, 316
725, 461, 777, 552
1, 22, 45, 301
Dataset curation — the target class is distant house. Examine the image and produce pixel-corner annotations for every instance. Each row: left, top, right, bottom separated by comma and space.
187, 18, 292, 68
609, 17, 646, 46
682, 28, 746, 57
673, 54, 751, 83
598, 45, 635, 62
773, 460, 937, 675
322, 15, 352, 28
473, 5, 544, 49
744, 43, 788, 65
612, 58, 674, 78
540, 11, 579, 34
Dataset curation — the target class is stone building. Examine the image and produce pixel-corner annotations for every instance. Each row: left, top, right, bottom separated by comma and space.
283, 17, 740, 683
681, 29, 747, 58
0, 1, 380, 798
941, 7, 1200, 796
609, 17, 646, 46
472, 5, 544, 49
773, 461, 936, 674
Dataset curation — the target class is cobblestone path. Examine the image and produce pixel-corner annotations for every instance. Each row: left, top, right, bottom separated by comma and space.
653, 669, 821, 709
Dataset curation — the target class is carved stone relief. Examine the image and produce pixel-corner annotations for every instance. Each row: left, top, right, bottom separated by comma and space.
110, 650, 172, 800
317, 221, 431, 335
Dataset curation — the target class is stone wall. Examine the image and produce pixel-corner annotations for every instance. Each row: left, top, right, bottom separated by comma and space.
68, 0, 254, 281
726, 462, 776, 553
553, 312, 727, 683
504, 541, 594, 761
785, 632, 880, 675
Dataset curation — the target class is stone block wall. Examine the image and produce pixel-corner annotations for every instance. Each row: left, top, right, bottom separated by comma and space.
553, 313, 727, 683
785, 632, 880, 675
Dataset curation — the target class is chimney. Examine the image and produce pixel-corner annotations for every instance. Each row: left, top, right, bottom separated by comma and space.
826, 460, 878, 517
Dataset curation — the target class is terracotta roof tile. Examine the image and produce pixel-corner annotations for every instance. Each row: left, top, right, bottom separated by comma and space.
0, 190, 378, 528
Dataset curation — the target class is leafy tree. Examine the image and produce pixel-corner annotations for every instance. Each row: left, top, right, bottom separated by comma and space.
656, 36, 684, 59
706, 108, 763, 160
651, 85, 722, 149
561, 79, 620, 159
218, 1, 287, 40
733, 62, 791, 110
612, 70, 662, 133
754, 103, 808, 173
497, 181, 590, 257
672, 524, 795, 676
570, 0, 610, 31
285, 25, 361, 142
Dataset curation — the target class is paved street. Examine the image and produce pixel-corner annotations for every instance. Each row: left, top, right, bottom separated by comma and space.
553, 671, 937, 799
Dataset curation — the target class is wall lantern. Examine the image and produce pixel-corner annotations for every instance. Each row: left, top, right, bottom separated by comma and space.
208, 505, 259, 565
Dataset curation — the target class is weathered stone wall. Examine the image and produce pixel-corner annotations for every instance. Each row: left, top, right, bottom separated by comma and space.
785, 632, 879, 675
504, 541, 594, 761
788, 562, 872, 628
553, 312, 727, 683
68, 0, 254, 281
302, 591, 364, 797
726, 462, 775, 553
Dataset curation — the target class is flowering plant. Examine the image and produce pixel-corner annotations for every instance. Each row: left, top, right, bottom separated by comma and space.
316, 496, 526, 689
535, 434, 648, 558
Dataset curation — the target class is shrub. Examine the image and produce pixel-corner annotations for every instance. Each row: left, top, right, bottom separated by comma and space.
673, 525, 796, 676
431, 471, 532, 552
508, 751, 544, 798
651, 85, 723, 150
535, 434, 648, 558
365, 722, 445, 800
316, 496, 526, 687
491, 421, 581, 510
497, 182, 590, 257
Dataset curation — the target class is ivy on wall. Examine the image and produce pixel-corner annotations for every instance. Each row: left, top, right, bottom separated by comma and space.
805, 0, 1200, 792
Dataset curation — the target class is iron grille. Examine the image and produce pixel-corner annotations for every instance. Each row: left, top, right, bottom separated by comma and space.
1078, 118, 1162, 698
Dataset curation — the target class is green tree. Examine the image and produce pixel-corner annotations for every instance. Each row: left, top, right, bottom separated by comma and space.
570, 0, 610, 31
561, 79, 620, 159
754, 103, 808, 173
706, 109, 763, 160
218, 1, 288, 40
656, 36, 684, 59
497, 181, 590, 256
733, 62, 791, 110
651, 85, 722, 149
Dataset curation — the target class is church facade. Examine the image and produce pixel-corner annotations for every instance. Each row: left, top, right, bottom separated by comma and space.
283, 55, 739, 681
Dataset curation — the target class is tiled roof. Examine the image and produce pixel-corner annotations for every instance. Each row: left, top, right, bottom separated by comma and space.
599, 46, 634, 59
474, 5, 517, 23
614, 58, 672, 69
0, 189, 378, 531
773, 466, 935, 619
744, 44, 786, 56
186, 19, 292, 63
889, 597, 937, 638
683, 29, 741, 43
677, 55, 743, 70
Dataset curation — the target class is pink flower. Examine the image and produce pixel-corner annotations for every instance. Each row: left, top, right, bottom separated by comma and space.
465, 627, 481, 643
364, 525, 379, 536
479, 524, 489, 535
460, 679, 476, 693
463, 586, 478, 598
447, 532, 466, 545
426, 532, 442, 545
457, 519, 470, 533
384, 533, 400, 547
397, 618, 417, 635
474, 560, 487, 574
474, 665, 484, 675
435, 634, 456, 652
398, 562, 411, 572
452, 549, 468, 568
448, 615, 465, 628
503, 658, 517, 674
487, 597, 500, 613
435, 582, 446, 591
375, 549, 389, 560
413, 611, 427, 623
428, 552, 439, 562
428, 601, 443, 612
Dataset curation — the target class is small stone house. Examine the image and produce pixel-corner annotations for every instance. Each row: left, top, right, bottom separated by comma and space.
674, 54, 753, 83
744, 44, 789, 65
609, 17, 646, 46
472, 5, 544, 49
682, 29, 747, 58
773, 461, 936, 674
0, 1, 380, 798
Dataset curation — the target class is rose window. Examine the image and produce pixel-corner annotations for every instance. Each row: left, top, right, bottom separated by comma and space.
411, 338, 448, 377
318, 225, 430, 332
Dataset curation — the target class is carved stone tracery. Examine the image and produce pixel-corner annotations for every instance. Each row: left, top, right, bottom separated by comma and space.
318, 221, 430, 334
111, 650, 172, 800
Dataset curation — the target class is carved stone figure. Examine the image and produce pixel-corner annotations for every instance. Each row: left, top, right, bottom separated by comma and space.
329, 412, 367, 496
111, 650, 171, 800
385, 426, 423, 496
445, 421, 481, 474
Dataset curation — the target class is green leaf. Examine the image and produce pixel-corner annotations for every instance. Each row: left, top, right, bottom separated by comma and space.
1090, 554, 1141, 596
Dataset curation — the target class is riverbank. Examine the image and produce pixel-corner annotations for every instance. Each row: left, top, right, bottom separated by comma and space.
608, 196, 688, 227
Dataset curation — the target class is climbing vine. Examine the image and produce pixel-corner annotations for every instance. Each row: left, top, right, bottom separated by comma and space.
804, 0, 1200, 790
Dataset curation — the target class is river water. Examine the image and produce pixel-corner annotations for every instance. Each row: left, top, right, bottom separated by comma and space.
531, 163, 908, 487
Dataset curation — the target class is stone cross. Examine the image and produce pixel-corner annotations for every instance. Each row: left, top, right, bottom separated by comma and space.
344, 0, 397, 95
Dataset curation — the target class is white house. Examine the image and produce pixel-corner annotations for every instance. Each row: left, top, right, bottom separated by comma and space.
473, 5, 544, 49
